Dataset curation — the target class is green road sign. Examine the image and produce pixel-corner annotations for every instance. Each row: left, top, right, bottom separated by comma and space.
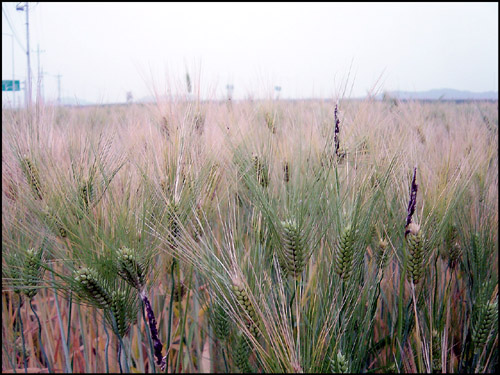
2, 80, 20, 91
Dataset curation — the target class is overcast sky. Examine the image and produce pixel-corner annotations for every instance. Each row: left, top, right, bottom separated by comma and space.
2, 2, 498, 104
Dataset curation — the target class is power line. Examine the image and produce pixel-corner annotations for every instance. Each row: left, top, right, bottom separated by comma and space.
2, 5, 26, 51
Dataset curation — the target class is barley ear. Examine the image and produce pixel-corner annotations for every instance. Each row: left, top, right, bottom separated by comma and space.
432, 329, 442, 372
332, 349, 349, 373
280, 218, 307, 278
116, 247, 146, 291
405, 222, 426, 284
233, 332, 253, 373
74, 267, 113, 309
21, 157, 43, 200
213, 302, 231, 342
23, 247, 45, 299
375, 237, 391, 271
231, 278, 260, 338
444, 224, 462, 269
334, 224, 355, 280
110, 290, 132, 337
472, 301, 498, 353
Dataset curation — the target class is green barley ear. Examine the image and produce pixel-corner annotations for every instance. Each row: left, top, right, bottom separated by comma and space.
280, 218, 307, 278
231, 277, 260, 338
332, 349, 349, 373
166, 199, 181, 242
444, 224, 462, 269
74, 267, 113, 309
43, 206, 67, 238
7, 253, 24, 295
375, 237, 391, 271
253, 155, 269, 188
20, 156, 43, 200
213, 302, 231, 342
334, 224, 355, 280
432, 329, 442, 372
405, 222, 426, 284
116, 247, 146, 291
109, 290, 136, 337
79, 178, 95, 212
472, 301, 498, 353
265, 111, 276, 134
23, 247, 45, 299
234, 332, 253, 373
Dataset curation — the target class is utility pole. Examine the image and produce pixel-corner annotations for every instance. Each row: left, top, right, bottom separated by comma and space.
17, 2, 31, 108
56, 73, 62, 104
35, 44, 46, 102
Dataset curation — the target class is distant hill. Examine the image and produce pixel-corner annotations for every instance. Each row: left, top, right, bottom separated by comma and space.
379, 89, 498, 101
60, 97, 94, 106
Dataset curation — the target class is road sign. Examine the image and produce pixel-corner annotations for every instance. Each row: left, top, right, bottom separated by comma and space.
2, 80, 20, 91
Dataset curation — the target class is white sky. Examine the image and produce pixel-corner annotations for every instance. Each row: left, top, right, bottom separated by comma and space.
2, 2, 498, 104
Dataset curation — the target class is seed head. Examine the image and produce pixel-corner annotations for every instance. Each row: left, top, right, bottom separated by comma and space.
472, 301, 498, 352
21, 157, 43, 200
116, 247, 146, 291
74, 267, 112, 309
23, 248, 45, 299
231, 277, 260, 338
334, 224, 355, 280
213, 302, 231, 341
234, 332, 253, 373
280, 218, 307, 278
405, 223, 426, 284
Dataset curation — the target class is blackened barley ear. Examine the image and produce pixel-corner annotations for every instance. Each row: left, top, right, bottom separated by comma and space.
472, 301, 498, 352
283, 161, 290, 183
234, 332, 253, 373
213, 302, 231, 341
332, 349, 349, 373
334, 224, 355, 280
74, 267, 112, 309
117, 247, 146, 291
280, 218, 307, 278
231, 278, 260, 338
21, 157, 43, 200
405, 223, 426, 284
173, 282, 187, 302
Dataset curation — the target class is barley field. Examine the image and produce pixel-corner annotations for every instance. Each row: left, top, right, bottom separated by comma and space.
2, 97, 498, 373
